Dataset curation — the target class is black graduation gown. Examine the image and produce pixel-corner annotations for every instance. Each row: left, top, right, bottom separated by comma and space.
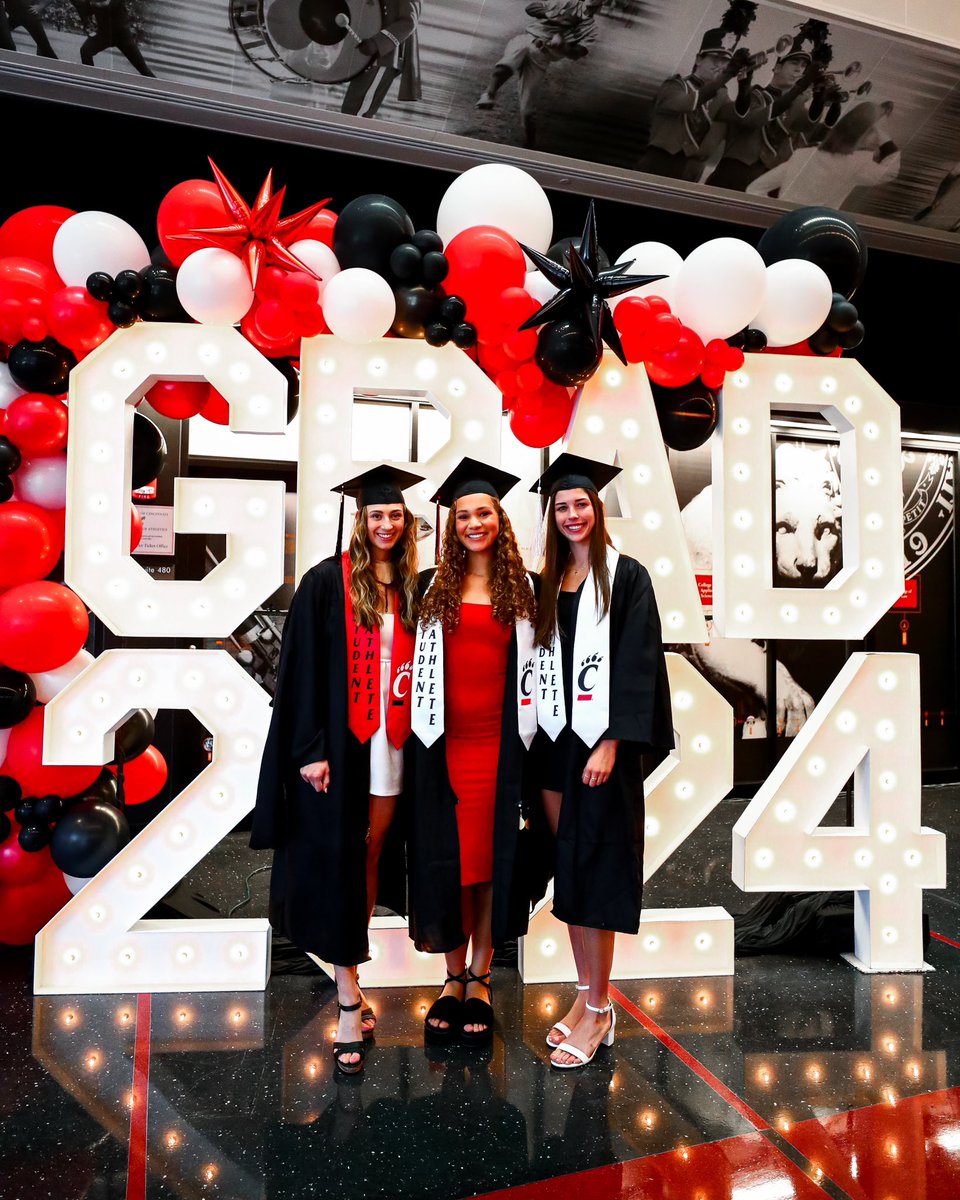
249, 557, 406, 966
406, 568, 548, 953
544, 554, 674, 934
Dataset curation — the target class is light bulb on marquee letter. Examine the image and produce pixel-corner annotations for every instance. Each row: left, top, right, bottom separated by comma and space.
713, 357, 904, 639
35, 650, 272, 995
66, 324, 287, 638
733, 653, 946, 972
565, 357, 707, 644
296, 337, 503, 582
520, 654, 735, 983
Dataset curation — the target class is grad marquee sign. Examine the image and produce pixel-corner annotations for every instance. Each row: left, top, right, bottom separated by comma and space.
33, 326, 946, 995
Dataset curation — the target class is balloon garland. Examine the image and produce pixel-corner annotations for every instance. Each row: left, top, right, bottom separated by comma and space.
0, 160, 869, 943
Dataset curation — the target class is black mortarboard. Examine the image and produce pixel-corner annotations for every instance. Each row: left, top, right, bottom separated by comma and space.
332, 464, 424, 554
531, 452, 622, 497
430, 457, 520, 508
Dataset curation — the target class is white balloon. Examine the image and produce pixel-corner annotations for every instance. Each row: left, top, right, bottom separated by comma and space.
673, 238, 768, 342
321, 268, 396, 343
287, 239, 341, 299
525, 268, 558, 305
437, 164, 553, 252
0, 726, 9, 770
14, 455, 68, 509
176, 248, 254, 325
0, 362, 25, 410
64, 873, 94, 895
611, 240, 682, 310
751, 259, 834, 347
31, 649, 95, 705
53, 210, 151, 287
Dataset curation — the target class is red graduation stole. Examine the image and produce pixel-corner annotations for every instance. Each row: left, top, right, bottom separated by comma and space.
342, 552, 414, 749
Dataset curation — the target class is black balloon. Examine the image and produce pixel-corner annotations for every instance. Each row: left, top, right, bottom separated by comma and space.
108, 300, 137, 328
0, 435, 22, 475
113, 708, 155, 763
651, 378, 720, 451
809, 326, 840, 355
136, 265, 190, 322
412, 229, 443, 254
333, 195, 415, 278
8, 337, 76, 395
392, 286, 442, 339
114, 270, 143, 302
14, 797, 35, 825
743, 328, 768, 353
86, 272, 115, 301
65, 770, 118, 811
425, 323, 449, 347
18, 823, 51, 852
270, 358, 301, 424
440, 295, 467, 324
837, 320, 865, 350
421, 252, 449, 286
549, 236, 612, 273
131, 413, 167, 490
299, 0, 350, 44
50, 800, 130, 877
389, 243, 423, 282
0, 666, 36, 729
0, 775, 21, 813
536, 319, 603, 386
0, 476, 12, 504
757, 207, 867, 299
451, 322, 478, 349
0, 811, 9, 843
33, 794, 64, 823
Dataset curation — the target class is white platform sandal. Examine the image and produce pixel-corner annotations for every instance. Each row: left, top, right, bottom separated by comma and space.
550, 1000, 616, 1069
546, 983, 590, 1048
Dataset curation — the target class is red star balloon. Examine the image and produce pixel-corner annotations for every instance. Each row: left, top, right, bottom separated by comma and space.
170, 159, 331, 287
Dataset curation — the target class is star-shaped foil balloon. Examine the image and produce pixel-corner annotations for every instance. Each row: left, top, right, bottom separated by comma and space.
520, 201, 666, 365
171, 159, 331, 287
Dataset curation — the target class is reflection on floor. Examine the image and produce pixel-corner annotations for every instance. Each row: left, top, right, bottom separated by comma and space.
3, 787, 960, 1199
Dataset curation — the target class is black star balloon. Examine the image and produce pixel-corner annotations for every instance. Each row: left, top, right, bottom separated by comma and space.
519, 201, 666, 365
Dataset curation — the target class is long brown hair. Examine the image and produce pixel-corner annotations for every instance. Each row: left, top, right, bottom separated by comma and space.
347, 506, 419, 633
418, 498, 536, 630
534, 489, 612, 648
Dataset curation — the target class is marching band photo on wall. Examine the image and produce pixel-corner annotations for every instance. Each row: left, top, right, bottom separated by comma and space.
2, 0, 960, 240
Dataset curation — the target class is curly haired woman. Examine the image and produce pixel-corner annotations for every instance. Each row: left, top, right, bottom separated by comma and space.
408, 458, 542, 1045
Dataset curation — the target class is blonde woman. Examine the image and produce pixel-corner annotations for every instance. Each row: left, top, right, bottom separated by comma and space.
252, 465, 423, 1075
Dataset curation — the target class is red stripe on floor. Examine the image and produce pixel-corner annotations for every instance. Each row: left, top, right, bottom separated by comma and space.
608, 984, 770, 1132
126, 994, 152, 1200
931, 930, 960, 949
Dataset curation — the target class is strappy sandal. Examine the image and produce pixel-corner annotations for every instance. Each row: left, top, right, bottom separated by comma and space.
550, 1000, 616, 1069
546, 983, 590, 1048
461, 968, 494, 1046
356, 974, 376, 1039
332, 999, 366, 1076
424, 970, 468, 1044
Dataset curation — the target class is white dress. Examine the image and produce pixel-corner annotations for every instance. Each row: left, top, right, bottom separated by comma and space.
368, 612, 404, 796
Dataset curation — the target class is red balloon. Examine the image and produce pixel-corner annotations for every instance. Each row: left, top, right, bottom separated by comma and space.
254, 298, 296, 343
0, 501, 64, 588
291, 208, 337, 248
503, 328, 538, 362
144, 379, 209, 420
113, 744, 168, 805
130, 504, 143, 552
200, 386, 230, 425
509, 383, 576, 447
157, 179, 230, 267
0, 206, 75, 270
647, 327, 706, 389
0, 581, 89, 673
647, 313, 683, 354
515, 361, 545, 392
443, 226, 526, 330
700, 365, 727, 390
614, 296, 653, 339
45, 287, 114, 356
4, 707, 100, 800
240, 303, 300, 358
0, 821, 56, 886
3, 393, 68, 455
0, 257, 62, 344
646, 295, 672, 316
0, 866, 71, 945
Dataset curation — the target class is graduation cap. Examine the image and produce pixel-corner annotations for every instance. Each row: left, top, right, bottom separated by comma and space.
332, 464, 425, 553
430, 457, 520, 507
531, 452, 622, 498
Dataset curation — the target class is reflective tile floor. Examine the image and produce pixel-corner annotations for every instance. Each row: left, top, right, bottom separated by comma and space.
2, 788, 960, 1200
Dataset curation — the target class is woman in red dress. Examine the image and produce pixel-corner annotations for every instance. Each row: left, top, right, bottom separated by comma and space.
408, 458, 540, 1045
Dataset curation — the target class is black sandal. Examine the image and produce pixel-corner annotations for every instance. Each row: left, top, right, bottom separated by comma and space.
356, 975, 376, 1039
332, 999, 366, 1076
461, 969, 494, 1046
424, 970, 468, 1044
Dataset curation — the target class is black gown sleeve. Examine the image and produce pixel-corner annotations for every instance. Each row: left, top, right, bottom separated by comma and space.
606, 557, 674, 750
249, 561, 337, 850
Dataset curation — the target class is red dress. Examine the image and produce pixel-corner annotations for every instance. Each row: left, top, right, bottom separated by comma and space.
444, 604, 512, 886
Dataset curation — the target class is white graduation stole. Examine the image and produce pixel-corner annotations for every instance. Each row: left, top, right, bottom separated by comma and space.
411, 575, 538, 750
537, 546, 618, 748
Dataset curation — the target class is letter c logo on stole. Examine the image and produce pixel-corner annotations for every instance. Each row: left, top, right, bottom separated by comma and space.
577, 653, 603, 700
392, 659, 412, 703
520, 658, 534, 706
